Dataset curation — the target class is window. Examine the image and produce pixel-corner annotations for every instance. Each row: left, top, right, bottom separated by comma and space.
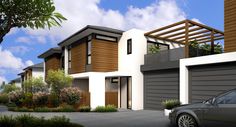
147, 41, 169, 54
87, 41, 92, 64
68, 47, 71, 69
95, 35, 117, 42
217, 91, 236, 104
127, 39, 132, 54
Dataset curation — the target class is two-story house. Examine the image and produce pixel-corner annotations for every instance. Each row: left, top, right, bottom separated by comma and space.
39, 0, 236, 111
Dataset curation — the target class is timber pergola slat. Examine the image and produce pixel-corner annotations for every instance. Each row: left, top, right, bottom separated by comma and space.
145, 19, 224, 58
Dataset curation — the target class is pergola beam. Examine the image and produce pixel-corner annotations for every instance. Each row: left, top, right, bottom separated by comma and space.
171, 27, 207, 40
198, 37, 224, 43
146, 34, 184, 45
185, 20, 189, 58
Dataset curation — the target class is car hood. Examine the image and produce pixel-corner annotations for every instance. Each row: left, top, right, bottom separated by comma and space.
174, 103, 205, 110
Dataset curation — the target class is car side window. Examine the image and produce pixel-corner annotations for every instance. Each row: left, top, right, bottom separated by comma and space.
216, 91, 236, 104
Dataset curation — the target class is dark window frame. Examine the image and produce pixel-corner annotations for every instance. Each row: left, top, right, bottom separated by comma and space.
95, 34, 117, 42
86, 37, 92, 65
68, 46, 72, 69
127, 39, 132, 54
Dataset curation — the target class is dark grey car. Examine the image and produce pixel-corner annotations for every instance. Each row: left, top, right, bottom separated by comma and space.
169, 89, 236, 127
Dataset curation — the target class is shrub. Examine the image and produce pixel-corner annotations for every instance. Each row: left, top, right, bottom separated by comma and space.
2, 84, 20, 94
8, 90, 23, 107
60, 87, 80, 105
46, 70, 73, 95
22, 93, 33, 107
79, 105, 91, 112
58, 104, 76, 112
33, 92, 49, 107
23, 77, 47, 94
16, 107, 34, 112
0, 114, 83, 127
0, 115, 16, 127
49, 93, 60, 107
34, 107, 52, 112
0, 94, 8, 104
94, 105, 117, 112
162, 99, 181, 109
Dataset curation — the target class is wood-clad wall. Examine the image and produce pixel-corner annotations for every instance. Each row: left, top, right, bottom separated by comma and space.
69, 41, 86, 74
91, 39, 118, 72
224, 0, 236, 52
45, 54, 61, 78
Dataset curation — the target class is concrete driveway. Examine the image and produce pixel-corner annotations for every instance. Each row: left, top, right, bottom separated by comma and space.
0, 106, 174, 127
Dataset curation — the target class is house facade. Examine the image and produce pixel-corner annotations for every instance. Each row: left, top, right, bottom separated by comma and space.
38, 0, 236, 110
18, 63, 44, 88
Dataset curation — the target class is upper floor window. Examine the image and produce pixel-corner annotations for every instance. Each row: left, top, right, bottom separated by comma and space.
127, 39, 132, 54
68, 46, 72, 69
147, 41, 169, 54
87, 41, 92, 65
96, 35, 117, 42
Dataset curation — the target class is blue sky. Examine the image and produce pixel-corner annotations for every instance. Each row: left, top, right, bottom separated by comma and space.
0, 0, 224, 83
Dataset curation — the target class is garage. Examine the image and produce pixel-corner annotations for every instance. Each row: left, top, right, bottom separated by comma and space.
144, 69, 179, 110
189, 62, 236, 103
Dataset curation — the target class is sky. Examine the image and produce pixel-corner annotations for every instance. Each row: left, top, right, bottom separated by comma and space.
0, 0, 224, 83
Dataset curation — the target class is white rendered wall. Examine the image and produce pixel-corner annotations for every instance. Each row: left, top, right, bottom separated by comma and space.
180, 52, 236, 104
118, 29, 147, 110
64, 46, 69, 75
32, 68, 44, 79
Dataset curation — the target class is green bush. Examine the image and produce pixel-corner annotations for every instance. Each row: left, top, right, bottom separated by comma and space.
34, 107, 52, 112
16, 107, 34, 112
6, 103, 16, 107
58, 104, 76, 112
49, 93, 60, 107
33, 92, 49, 107
8, 90, 23, 107
22, 93, 33, 107
94, 105, 117, 112
162, 99, 181, 109
0, 114, 83, 127
2, 84, 20, 94
79, 105, 91, 112
60, 87, 80, 105
0, 94, 8, 104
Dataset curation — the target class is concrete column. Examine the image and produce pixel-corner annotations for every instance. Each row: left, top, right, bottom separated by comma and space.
64, 46, 68, 75
180, 60, 189, 104
89, 74, 105, 109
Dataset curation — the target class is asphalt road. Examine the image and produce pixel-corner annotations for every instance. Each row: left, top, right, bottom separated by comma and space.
0, 106, 175, 127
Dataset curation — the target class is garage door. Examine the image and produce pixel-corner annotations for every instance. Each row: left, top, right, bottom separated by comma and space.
144, 69, 179, 110
189, 62, 236, 103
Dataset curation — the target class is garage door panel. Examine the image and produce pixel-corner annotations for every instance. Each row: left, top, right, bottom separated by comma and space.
144, 69, 179, 110
192, 75, 236, 81
189, 62, 236, 103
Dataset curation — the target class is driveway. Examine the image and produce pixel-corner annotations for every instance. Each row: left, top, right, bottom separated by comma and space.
0, 106, 174, 127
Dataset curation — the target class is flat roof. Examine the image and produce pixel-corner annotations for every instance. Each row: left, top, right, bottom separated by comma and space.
58, 25, 124, 47
38, 47, 62, 58
23, 62, 44, 70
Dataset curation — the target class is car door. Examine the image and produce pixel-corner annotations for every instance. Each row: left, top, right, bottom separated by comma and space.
215, 90, 236, 127
203, 90, 236, 127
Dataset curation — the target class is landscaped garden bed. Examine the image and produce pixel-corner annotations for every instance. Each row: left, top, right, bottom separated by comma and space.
0, 114, 83, 127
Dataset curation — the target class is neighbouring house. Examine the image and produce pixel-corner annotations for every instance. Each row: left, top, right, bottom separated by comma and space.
9, 77, 21, 88
38, 0, 236, 110
18, 62, 44, 88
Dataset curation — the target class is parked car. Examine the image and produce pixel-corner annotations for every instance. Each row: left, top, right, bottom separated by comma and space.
169, 89, 236, 127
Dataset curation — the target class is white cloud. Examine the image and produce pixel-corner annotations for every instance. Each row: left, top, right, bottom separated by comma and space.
15, 37, 32, 44
23, 0, 198, 45
9, 46, 31, 55
0, 46, 33, 72
25, 60, 34, 66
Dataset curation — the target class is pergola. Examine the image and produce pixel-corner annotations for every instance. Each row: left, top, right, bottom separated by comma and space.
144, 19, 224, 58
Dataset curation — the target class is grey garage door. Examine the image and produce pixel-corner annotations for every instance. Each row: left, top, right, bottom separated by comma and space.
189, 62, 236, 103
144, 69, 179, 110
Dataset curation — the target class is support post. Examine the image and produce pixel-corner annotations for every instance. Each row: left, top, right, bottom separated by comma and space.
211, 30, 215, 54
185, 20, 189, 58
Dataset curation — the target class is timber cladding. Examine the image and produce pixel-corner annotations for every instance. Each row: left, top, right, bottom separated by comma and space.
45, 54, 61, 78
91, 39, 118, 72
224, 0, 236, 52
69, 40, 86, 74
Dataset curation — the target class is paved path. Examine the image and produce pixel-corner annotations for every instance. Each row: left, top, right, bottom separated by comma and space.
0, 106, 175, 127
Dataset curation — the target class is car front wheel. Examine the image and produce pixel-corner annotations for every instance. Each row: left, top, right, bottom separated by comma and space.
177, 114, 198, 127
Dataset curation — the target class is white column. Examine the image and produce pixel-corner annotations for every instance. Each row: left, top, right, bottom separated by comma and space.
89, 74, 105, 109
179, 61, 189, 104
43, 62, 46, 82
64, 46, 68, 75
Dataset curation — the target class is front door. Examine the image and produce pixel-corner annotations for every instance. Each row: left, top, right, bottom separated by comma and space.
120, 77, 132, 109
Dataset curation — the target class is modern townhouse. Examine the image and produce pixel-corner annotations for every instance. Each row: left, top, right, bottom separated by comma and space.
9, 77, 21, 88
38, 0, 236, 111
18, 62, 44, 88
